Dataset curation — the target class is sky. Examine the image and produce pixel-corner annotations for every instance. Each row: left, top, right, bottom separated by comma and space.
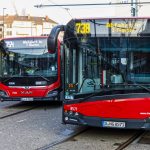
0, 0, 150, 24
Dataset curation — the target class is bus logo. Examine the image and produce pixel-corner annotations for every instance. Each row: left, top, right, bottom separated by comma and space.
24, 86, 30, 89
70, 107, 77, 111
20, 91, 32, 94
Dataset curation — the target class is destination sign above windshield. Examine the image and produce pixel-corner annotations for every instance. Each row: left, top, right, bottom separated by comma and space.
4, 37, 47, 49
75, 18, 150, 37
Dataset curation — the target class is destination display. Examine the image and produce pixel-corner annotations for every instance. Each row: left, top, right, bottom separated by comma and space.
4, 37, 47, 50
75, 18, 150, 36
3, 37, 48, 55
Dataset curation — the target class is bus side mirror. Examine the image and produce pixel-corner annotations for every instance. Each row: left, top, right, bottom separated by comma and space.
47, 25, 65, 53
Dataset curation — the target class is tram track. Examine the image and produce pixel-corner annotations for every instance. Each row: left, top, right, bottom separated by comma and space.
0, 101, 61, 120
1, 101, 147, 150
37, 127, 147, 150
115, 130, 146, 150
36, 127, 88, 150
0, 105, 39, 120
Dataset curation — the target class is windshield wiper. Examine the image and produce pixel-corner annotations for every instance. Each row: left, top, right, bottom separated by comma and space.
126, 82, 150, 93
32, 74, 50, 82
80, 92, 100, 102
76, 82, 150, 103
2, 77, 15, 83
75, 89, 105, 103
2, 74, 50, 83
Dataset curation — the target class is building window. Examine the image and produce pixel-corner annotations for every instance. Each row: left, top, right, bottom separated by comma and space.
7, 31, 12, 36
7, 24, 12, 28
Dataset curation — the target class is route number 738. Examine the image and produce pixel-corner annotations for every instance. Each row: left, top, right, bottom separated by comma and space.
75, 23, 91, 34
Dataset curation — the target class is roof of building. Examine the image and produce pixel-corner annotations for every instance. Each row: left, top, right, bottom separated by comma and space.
0, 15, 57, 24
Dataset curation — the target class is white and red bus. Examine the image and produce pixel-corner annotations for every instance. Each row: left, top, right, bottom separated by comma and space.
48, 18, 150, 129
0, 36, 62, 101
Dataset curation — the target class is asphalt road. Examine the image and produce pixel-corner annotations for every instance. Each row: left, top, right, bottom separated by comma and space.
1, 101, 150, 150
0, 101, 82, 150
50, 128, 138, 150
0, 101, 38, 118
0, 101, 20, 109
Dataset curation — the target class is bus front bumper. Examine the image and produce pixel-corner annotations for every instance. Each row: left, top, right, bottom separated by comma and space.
63, 113, 150, 130
0, 95, 59, 102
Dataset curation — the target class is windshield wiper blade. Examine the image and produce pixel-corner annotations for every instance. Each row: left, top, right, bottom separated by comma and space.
127, 82, 150, 93
2, 75, 50, 83
2, 77, 15, 83
34, 75, 50, 82
77, 82, 150, 103
120, 68, 150, 93
76, 91, 101, 103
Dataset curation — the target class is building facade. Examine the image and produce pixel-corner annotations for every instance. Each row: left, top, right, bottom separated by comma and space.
0, 15, 57, 39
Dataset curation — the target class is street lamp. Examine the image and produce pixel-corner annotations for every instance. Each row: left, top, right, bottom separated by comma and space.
3, 8, 6, 38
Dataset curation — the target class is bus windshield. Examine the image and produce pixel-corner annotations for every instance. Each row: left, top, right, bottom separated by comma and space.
64, 18, 150, 99
0, 37, 57, 78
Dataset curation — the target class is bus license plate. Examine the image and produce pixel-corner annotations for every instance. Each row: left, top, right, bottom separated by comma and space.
21, 98, 34, 101
102, 121, 125, 128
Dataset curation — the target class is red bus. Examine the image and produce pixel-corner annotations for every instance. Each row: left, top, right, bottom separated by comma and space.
0, 36, 62, 101
48, 18, 150, 129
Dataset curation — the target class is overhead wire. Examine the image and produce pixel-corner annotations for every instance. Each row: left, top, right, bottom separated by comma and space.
34, 1, 150, 8
47, 0, 73, 19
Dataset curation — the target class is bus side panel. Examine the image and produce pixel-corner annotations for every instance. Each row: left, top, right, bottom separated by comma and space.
64, 97, 150, 119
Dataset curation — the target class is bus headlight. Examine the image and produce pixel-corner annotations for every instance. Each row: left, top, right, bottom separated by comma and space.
0, 90, 8, 97
46, 90, 58, 97
64, 110, 79, 117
